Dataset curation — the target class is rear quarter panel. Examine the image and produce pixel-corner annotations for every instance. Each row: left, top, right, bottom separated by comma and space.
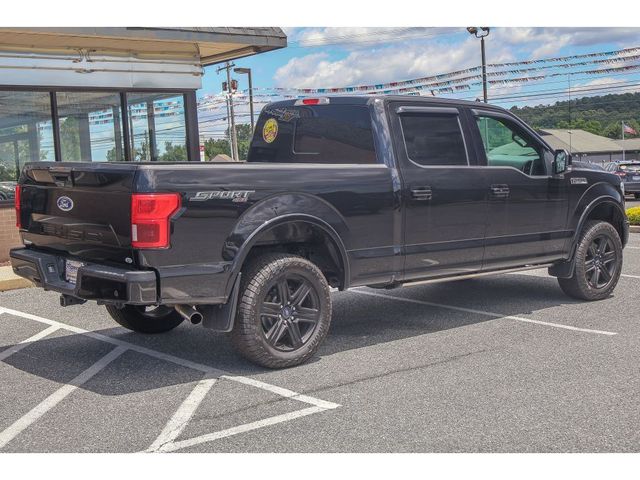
134, 162, 395, 303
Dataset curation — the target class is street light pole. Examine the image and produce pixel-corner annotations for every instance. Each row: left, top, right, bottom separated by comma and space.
467, 27, 490, 103
234, 67, 255, 133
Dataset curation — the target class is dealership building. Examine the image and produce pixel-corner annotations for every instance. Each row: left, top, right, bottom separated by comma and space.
0, 27, 286, 261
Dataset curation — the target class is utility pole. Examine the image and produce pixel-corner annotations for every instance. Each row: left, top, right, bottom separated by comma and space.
234, 67, 255, 133
217, 61, 239, 161
467, 27, 490, 103
622, 121, 626, 162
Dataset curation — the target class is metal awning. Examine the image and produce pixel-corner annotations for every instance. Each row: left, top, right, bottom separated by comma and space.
0, 27, 287, 65
0, 27, 287, 89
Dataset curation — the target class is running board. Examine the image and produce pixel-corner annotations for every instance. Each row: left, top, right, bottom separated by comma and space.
399, 264, 554, 288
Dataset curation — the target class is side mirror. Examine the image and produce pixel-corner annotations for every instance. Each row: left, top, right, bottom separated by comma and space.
553, 149, 569, 174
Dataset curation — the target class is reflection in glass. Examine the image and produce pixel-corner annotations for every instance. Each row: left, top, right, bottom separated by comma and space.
126, 93, 187, 162
56, 92, 124, 162
0, 91, 55, 181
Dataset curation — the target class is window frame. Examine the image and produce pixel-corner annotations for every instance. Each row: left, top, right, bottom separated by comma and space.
470, 108, 552, 177
395, 106, 471, 169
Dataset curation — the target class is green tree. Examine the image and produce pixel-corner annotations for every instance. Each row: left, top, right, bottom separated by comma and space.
159, 142, 188, 162
203, 138, 230, 160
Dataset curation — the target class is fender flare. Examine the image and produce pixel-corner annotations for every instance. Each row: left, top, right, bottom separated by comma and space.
224, 213, 351, 297
572, 195, 626, 247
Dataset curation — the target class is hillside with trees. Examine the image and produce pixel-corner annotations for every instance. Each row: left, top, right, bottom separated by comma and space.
510, 92, 640, 139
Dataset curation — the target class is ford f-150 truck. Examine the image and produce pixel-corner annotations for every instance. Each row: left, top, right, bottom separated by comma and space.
10, 96, 629, 368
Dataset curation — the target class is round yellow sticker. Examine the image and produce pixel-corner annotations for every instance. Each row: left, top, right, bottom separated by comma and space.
263, 118, 278, 143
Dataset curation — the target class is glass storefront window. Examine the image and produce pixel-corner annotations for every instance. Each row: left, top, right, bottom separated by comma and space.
56, 92, 125, 162
127, 93, 187, 162
0, 91, 55, 182
0, 89, 192, 175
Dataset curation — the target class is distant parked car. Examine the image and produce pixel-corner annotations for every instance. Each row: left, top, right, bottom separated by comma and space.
572, 160, 606, 171
605, 161, 640, 199
0, 181, 16, 201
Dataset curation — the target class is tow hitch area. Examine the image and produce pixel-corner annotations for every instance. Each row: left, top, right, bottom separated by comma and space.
60, 294, 87, 307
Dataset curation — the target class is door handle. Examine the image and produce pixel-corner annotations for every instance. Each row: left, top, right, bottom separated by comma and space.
489, 184, 509, 199
411, 186, 432, 201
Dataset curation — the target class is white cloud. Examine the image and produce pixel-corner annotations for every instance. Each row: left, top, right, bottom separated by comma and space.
494, 27, 640, 58
273, 27, 640, 89
291, 27, 457, 48
274, 37, 515, 88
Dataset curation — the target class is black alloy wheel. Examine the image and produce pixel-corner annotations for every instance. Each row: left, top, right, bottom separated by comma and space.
260, 275, 321, 352
584, 234, 618, 290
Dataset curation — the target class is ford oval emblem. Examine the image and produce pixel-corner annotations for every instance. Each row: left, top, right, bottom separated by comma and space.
57, 196, 74, 212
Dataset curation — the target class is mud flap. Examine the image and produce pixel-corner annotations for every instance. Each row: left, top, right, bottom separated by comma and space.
548, 259, 575, 279
199, 273, 241, 332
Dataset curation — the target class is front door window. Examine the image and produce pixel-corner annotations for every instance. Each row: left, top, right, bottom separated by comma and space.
476, 116, 546, 176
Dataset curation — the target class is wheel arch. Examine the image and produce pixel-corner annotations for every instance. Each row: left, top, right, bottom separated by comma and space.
226, 213, 350, 297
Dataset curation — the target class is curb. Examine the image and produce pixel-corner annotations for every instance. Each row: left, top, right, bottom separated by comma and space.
0, 266, 33, 292
630, 225, 640, 234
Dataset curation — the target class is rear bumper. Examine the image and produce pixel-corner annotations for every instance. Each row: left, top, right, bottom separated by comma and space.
10, 247, 157, 305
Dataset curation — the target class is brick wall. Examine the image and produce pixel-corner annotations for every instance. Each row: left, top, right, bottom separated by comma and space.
0, 205, 21, 263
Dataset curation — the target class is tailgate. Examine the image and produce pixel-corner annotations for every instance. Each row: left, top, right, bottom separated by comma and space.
19, 162, 139, 264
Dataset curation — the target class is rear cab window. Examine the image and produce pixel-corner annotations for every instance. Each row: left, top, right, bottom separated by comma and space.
248, 103, 377, 164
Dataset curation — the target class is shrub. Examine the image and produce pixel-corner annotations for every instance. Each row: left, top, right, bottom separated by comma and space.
627, 206, 640, 226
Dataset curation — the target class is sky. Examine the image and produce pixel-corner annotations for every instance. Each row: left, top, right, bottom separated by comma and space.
197, 27, 640, 138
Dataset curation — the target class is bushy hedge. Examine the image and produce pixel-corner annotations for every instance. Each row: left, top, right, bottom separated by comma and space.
627, 206, 640, 226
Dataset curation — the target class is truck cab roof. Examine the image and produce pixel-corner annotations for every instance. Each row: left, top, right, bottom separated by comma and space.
266, 94, 507, 112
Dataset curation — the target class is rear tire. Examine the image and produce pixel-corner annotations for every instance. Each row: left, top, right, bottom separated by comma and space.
105, 305, 184, 333
557, 220, 623, 301
231, 253, 332, 369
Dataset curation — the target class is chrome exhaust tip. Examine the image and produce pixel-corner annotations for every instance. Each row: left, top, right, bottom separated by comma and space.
175, 305, 203, 324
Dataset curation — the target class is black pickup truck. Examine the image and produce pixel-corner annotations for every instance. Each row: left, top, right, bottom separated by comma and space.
10, 96, 629, 368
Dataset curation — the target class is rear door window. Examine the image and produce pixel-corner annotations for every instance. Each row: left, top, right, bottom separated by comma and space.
398, 113, 468, 166
248, 104, 377, 164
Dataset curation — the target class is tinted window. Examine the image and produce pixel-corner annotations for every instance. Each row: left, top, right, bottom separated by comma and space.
248, 105, 376, 164
399, 114, 467, 166
476, 115, 545, 175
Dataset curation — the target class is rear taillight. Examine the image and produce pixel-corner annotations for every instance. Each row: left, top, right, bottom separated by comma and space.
131, 193, 181, 249
14, 185, 21, 229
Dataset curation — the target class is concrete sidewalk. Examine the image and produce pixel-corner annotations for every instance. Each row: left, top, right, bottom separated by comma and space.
0, 265, 32, 292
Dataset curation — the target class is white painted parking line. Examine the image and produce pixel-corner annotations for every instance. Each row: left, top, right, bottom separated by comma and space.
228, 375, 340, 410
354, 289, 618, 336
0, 306, 341, 451
0, 345, 127, 449
156, 405, 327, 453
0, 324, 59, 362
0, 306, 340, 406
146, 374, 218, 452
622, 274, 640, 279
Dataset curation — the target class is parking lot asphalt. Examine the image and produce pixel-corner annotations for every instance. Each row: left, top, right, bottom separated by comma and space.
1, 234, 640, 453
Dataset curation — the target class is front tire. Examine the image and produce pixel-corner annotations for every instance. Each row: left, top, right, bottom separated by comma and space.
231, 253, 332, 369
557, 220, 623, 301
105, 305, 184, 333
